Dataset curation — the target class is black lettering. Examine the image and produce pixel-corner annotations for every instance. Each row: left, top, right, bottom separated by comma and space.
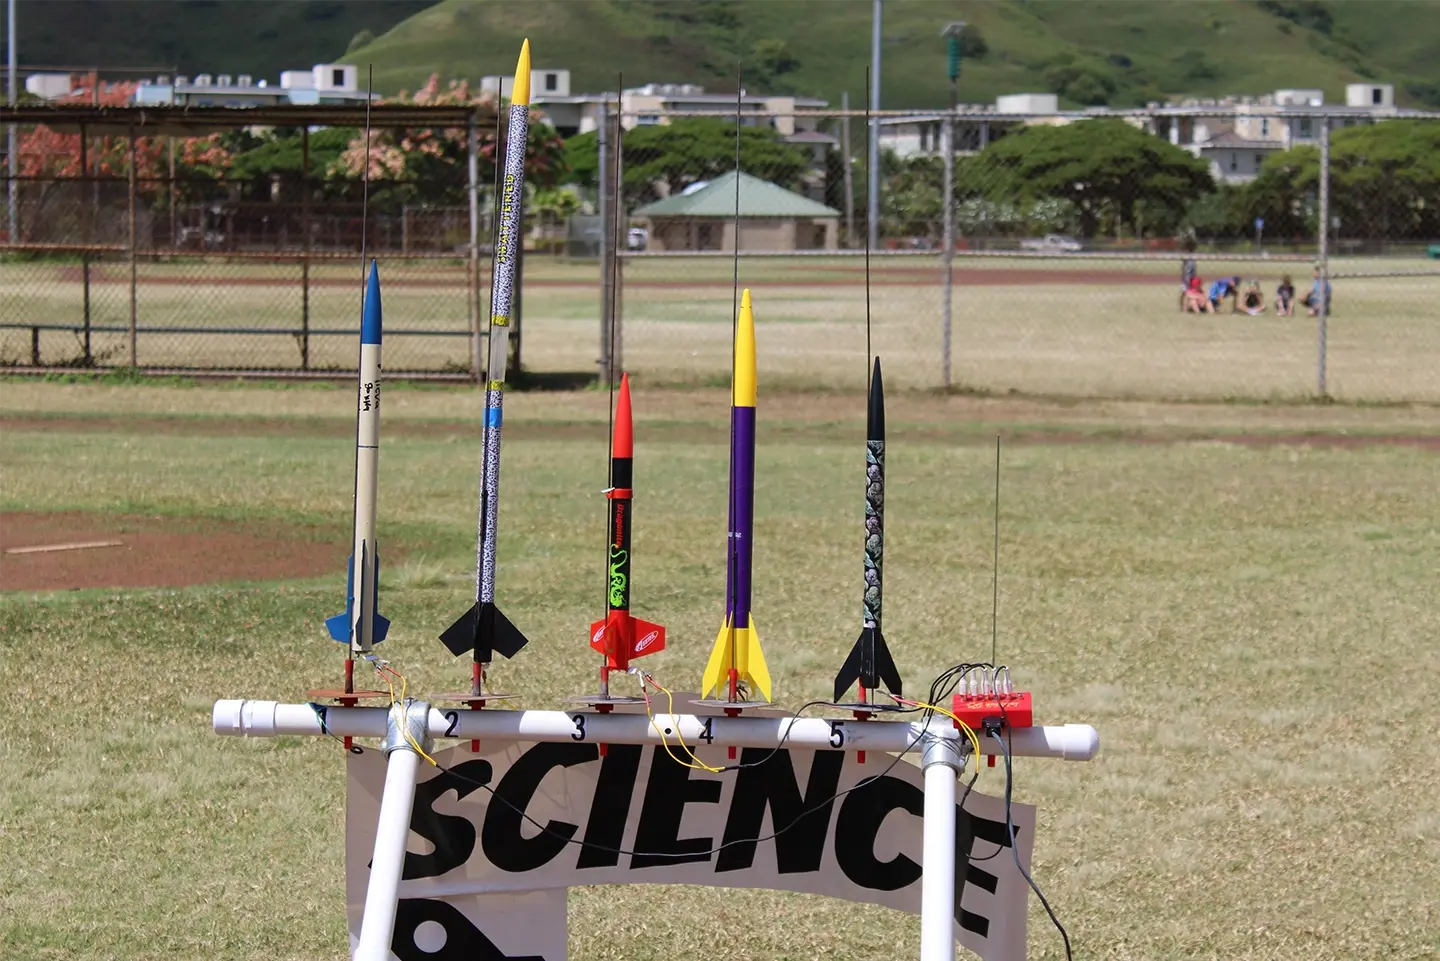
444, 711, 460, 737
392, 897, 546, 961
403, 759, 493, 880
630, 746, 722, 868
834, 775, 922, 891
577, 743, 642, 869
716, 749, 843, 874
482, 742, 598, 873
954, 805, 1018, 937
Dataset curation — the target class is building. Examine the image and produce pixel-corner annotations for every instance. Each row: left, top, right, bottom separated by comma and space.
880, 83, 1426, 186
632, 171, 839, 251
130, 64, 376, 107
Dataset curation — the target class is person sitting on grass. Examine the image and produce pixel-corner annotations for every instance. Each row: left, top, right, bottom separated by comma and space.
1208, 275, 1241, 313
1275, 274, 1295, 315
1183, 275, 1213, 313
1241, 280, 1266, 315
1302, 265, 1333, 316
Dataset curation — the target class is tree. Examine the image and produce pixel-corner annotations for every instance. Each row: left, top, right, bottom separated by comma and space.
1242, 121, 1440, 242
972, 118, 1214, 237
331, 74, 567, 205
562, 118, 810, 204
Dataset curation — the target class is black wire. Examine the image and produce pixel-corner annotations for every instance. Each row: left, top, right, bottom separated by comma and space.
863, 65, 872, 380
992, 436, 1001, 666
989, 729, 1073, 961
601, 75, 622, 646
723, 69, 743, 694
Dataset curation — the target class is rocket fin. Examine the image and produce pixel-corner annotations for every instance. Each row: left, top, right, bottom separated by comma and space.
735, 617, 772, 703
440, 601, 529, 660
701, 616, 734, 700
326, 556, 356, 642
832, 626, 902, 702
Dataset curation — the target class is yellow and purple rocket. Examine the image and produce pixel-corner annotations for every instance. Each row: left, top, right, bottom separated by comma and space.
701, 289, 773, 703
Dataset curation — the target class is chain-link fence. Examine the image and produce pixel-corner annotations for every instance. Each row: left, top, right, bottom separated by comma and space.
588, 106, 1440, 403
1, 104, 497, 376
5, 103, 1438, 400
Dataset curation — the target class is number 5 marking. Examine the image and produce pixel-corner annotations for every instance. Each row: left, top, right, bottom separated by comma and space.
829, 720, 846, 749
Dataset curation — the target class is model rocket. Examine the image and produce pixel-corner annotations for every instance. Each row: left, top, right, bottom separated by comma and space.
701, 289, 773, 703
327, 260, 391, 653
589, 373, 666, 685
440, 40, 533, 677
832, 358, 903, 703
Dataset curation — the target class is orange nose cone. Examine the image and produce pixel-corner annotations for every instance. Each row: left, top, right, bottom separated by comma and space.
613, 372, 634, 459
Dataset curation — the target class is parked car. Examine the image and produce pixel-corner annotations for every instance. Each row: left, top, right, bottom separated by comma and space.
626, 226, 648, 251
1020, 234, 1083, 253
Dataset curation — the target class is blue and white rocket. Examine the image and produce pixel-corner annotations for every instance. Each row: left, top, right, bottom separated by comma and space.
328, 260, 390, 653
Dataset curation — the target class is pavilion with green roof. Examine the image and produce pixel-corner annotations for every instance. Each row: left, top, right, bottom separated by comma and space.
632, 171, 840, 252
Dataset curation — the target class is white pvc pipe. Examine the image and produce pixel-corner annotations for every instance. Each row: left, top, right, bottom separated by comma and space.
920, 756, 959, 961
354, 747, 421, 961
213, 700, 1100, 761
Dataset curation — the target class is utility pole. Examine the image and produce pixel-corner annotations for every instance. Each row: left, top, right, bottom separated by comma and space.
7, 0, 18, 244
940, 21, 965, 391
867, 0, 881, 252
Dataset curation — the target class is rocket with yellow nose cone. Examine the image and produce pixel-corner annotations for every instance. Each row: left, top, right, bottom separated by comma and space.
701, 288, 772, 704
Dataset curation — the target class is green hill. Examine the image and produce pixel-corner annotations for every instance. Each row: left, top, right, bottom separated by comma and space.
10, 0, 432, 79
348, 0, 1440, 108
12, 1, 1439, 109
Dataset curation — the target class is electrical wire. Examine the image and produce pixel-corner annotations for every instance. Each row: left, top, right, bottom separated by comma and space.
989, 729, 1072, 961
887, 694, 982, 772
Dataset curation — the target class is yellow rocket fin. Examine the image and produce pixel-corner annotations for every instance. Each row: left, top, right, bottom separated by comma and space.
700, 615, 772, 702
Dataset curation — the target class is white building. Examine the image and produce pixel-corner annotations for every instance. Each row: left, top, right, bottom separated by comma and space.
131, 64, 376, 107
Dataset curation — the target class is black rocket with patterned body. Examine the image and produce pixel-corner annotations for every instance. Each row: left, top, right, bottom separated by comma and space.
833, 358, 903, 703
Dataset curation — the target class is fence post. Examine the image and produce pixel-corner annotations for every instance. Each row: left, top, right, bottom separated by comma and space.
1316, 117, 1330, 398
941, 110, 954, 390
598, 97, 614, 385
127, 120, 138, 369
468, 112, 481, 382
841, 91, 856, 247
80, 122, 93, 365
301, 126, 311, 371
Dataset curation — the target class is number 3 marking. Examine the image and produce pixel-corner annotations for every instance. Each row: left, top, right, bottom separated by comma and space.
572, 715, 587, 741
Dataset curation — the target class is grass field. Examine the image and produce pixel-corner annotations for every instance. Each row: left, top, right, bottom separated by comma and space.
4, 255, 1437, 402
1, 378, 1438, 960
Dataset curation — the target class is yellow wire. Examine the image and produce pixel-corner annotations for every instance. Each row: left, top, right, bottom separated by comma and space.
373, 659, 438, 767
642, 674, 726, 774
894, 696, 983, 770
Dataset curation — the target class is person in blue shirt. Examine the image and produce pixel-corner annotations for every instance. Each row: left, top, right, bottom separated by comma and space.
1208, 276, 1240, 312
1303, 265, 1332, 316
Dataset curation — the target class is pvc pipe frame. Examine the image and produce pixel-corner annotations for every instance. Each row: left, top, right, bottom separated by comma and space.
212, 700, 1101, 760
216, 699, 1097, 961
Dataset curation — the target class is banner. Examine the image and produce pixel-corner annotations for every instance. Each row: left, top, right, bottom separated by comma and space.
347, 730, 1035, 961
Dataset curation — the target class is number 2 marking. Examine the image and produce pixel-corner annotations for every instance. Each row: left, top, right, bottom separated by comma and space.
571, 715, 587, 741
444, 711, 460, 737
829, 720, 846, 749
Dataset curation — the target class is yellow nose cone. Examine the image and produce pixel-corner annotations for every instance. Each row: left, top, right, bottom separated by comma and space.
511, 39, 532, 107
733, 288, 757, 407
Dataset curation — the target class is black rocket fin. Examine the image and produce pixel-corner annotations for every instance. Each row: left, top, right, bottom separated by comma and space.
872, 626, 902, 697
439, 601, 529, 661
832, 626, 903, 703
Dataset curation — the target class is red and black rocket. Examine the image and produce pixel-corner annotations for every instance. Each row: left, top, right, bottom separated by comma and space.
590, 374, 666, 681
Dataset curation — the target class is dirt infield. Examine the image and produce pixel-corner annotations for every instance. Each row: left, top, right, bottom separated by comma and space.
0, 511, 343, 592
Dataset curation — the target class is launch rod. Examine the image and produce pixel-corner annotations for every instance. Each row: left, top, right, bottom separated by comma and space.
212, 700, 1100, 760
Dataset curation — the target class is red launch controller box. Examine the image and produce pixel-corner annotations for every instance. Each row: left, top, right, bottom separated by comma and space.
951, 690, 1033, 731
